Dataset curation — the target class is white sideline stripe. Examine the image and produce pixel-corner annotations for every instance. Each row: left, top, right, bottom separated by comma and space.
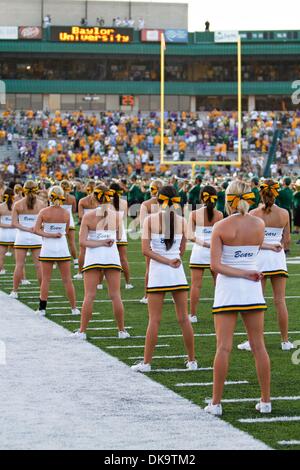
62, 319, 113, 324
150, 368, 213, 373
176, 381, 249, 388
20, 295, 63, 299
204, 396, 300, 404
278, 441, 300, 446
49, 312, 101, 316
87, 327, 132, 331
90, 331, 300, 340
239, 416, 300, 424
106, 345, 170, 350
129, 355, 187, 360
0, 292, 270, 450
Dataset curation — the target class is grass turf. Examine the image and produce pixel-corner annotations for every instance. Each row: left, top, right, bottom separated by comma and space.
1, 228, 300, 450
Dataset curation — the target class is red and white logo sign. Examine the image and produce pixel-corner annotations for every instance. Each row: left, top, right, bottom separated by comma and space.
19, 26, 42, 40
141, 29, 164, 42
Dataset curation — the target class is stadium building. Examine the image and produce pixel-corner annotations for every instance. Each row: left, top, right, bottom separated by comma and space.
0, 0, 300, 112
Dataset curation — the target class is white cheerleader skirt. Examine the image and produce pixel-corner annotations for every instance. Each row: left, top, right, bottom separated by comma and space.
256, 249, 288, 278
0, 215, 16, 246
147, 257, 189, 294
212, 245, 267, 315
39, 223, 71, 262
189, 245, 210, 269
82, 230, 122, 272
14, 214, 42, 250
117, 221, 128, 247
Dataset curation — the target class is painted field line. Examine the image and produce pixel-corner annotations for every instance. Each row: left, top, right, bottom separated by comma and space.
278, 441, 300, 446
176, 381, 249, 388
20, 295, 63, 299
239, 416, 300, 424
204, 396, 300, 404
150, 368, 213, 373
62, 319, 113, 324
129, 355, 187, 360
105, 344, 169, 350
87, 326, 132, 331
49, 312, 102, 316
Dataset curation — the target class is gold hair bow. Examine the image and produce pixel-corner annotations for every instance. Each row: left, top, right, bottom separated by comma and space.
94, 189, 114, 203
110, 189, 124, 197
23, 187, 38, 195
226, 192, 255, 209
50, 193, 65, 205
4, 194, 14, 203
260, 182, 280, 198
202, 192, 218, 204
158, 194, 181, 209
150, 185, 158, 196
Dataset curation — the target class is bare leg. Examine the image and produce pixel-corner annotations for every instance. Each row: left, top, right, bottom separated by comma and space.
173, 290, 195, 361
242, 311, 271, 403
80, 270, 98, 332
144, 257, 150, 298
271, 276, 289, 342
67, 230, 77, 260
190, 269, 204, 317
13, 249, 27, 291
31, 248, 42, 286
212, 313, 238, 404
118, 245, 131, 284
0, 246, 7, 271
40, 262, 53, 300
144, 293, 164, 364
58, 261, 76, 309
105, 269, 125, 331
78, 246, 86, 273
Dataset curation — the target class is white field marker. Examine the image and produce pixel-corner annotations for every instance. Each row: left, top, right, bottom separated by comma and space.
129, 355, 187, 360
204, 396, 300, 404
150, 367, 213, 373
87, 327, 132, 331
176, 381, 249, 388
278, 441, 300, 446
239, 416, 300, 424
105, 344, 169, 350
62, 319, 113, 324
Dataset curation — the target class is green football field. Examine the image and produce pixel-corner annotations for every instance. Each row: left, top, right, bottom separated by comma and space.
1, 227, 300, 450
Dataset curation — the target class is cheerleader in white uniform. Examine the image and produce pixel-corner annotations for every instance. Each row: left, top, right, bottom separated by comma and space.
131, 185, 197, 373
188, 186, 223, 323
238, 180, 293, 352
205, 181, 271, 417
74, 181, 100, 280
0, 188, 16, 274
34, 186, 80, 317
110, 182, 134, 290
72, 184, 130, 340
10, 181, 46, 298
61, 180, 78, 270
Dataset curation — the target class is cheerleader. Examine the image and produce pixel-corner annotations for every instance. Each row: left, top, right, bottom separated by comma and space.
14, 184, 24, 202
10, 181, 46, 298
205, 181, 271, 416
139, 180, 163, 304
110, 182, 134, 289
188, 186, 223, 323
34, 186, 80, 316
72, 184, 130, 340
74, 181, 99, 280
0, 188, 16, 274
60, 180, 78, 270
238, 180, 293, 352
131, 185, 197, 373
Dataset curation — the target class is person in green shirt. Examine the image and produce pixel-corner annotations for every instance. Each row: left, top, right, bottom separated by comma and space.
293, 180, 300, 240
250, 177, 261, 210
188, 175, 202, 210
276, 177, 294, 230
216, 181, 229, 217
178, 180, 189, 215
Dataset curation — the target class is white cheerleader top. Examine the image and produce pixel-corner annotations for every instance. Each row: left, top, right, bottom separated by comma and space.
150, 233, 182, 258
195, 226, 213, 243
264, 227, 283, 245
87, 230, 117, 242
0, 215, 12, 225
221, 245, 260, 271
19, 214, 38, 228
43, 223, 67, 236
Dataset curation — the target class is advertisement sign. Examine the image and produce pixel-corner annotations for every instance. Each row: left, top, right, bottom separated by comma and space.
50, 26, 133, 43
0, 26, 18, 40
141, 29, 164, 42
164, 29, 188, 43
214, 31, 239, 43
19, 26, 42, 40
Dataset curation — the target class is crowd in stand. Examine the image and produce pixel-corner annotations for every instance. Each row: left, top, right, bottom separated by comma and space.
0, 110, 299, 181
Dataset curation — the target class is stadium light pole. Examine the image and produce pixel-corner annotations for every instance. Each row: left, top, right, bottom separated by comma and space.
160, 33, 166, 164
237, 35, 242, 166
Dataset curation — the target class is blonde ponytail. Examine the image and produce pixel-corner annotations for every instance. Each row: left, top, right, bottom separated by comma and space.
48, 186, 65, 206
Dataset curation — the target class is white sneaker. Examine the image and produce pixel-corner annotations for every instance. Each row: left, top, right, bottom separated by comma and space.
73, 259, 79, 269
186, 360, 198, 371
21, 279, 31, 286
188, 314, 198, 324
131, 361, 151, 373
0, 269, 6, 275
281, 341, 295, 351
118, 330, 131, 339
125, 284, 134, 290
53, 263, 57, 270
9, 291, 18, 299
255, 401, 272, 414
140, 296, 148, 304
237, 340, 252, 351
73, 273, 83, 280
70, 330, 87, 340
36, 309, 46, 317
71, 308, 81, 316
97, 284, 104, 290
5, 252, 12, 257
204, 402, 223, 416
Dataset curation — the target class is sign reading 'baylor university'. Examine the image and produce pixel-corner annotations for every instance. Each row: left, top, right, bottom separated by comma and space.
50, 26, 134, 43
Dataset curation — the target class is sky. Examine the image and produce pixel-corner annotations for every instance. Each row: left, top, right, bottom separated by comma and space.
113, 0, 300, 32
